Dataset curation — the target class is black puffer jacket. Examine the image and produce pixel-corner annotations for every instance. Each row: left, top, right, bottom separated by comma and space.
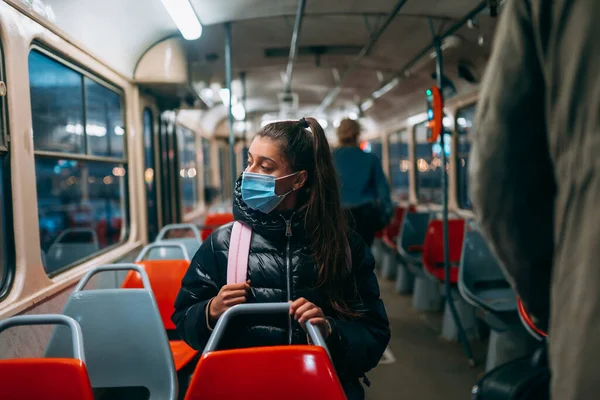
172, 179, 390, 399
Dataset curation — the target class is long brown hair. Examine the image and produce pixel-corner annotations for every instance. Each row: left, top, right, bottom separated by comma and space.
258, 117, 358, 318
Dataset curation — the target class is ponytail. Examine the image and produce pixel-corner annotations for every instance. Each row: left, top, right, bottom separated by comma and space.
257, 117, 359, 318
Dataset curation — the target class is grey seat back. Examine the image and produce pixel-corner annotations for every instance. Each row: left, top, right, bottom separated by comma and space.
45, 264, 177, 400
159, 238, 200, 259
398, 212, 430, 262
458, 223, 517, 313
156, 223, 202, 250
136, 242, 190, 261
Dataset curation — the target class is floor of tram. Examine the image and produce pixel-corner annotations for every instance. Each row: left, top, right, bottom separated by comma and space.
366, 277, 487, 400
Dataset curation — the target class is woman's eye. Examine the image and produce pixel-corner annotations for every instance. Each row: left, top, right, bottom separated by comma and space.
261, 166, 273, 173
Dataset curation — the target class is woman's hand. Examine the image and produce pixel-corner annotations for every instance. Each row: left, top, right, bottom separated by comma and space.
208, 280, 251, 325
289, 297, 331, 341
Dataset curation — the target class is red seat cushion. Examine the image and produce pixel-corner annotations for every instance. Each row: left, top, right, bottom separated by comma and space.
185, 346, 346, 400
171, 340, 199, 371
422, 219, 465, 284
0, 358, 94, 400
201, 213, 234, 241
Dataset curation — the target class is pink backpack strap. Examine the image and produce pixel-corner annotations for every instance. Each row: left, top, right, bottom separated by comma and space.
227, 221, 252, 284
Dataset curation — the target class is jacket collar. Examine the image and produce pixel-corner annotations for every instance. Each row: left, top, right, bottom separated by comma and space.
233, 174, 307, 241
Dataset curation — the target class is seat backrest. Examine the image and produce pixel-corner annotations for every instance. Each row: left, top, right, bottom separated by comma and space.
0, 359, 94, 400
0, 314, 93, 400
185, 346, 346, 400
161, 238, 200, 258
157, 223, 202, 242
122, 260, 189, 331
45, 265, 177, 400
422, 219, 466, 266
385, 206, 407, 241
136, 241, 190, 261
460, 226, 508, 289
201, 213, 234, 241
399, 212, 431, 253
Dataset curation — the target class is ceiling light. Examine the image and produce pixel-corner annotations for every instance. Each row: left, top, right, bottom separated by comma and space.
318, 119, 329, 129
160, 0, 203, 40
232, 103, 246, 121
219, 88, 231, 106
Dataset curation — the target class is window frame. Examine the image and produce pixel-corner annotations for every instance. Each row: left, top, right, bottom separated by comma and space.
29, 44, 130, 277
455, 101, 477, 210
387, 129, 410, 199
0, 40, 15, 301
177, 124, 200, 215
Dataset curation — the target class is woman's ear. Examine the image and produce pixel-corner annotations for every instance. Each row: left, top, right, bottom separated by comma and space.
293, 170, 308, 191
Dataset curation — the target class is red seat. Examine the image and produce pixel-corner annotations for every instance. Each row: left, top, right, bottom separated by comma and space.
122, 260, 198, 371
382, 205, 417, 250
0, 358, 94, 400
201, 213, 234, 241
422, 219, 466, 284
185, 346, 346, 400
382, 207, 406, 250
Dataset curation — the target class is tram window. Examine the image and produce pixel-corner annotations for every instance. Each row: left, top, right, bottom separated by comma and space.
29, 49, 129, 276
456, 104, 476, 209
28, 50, 85, 154
388, 129, 410, 201
84, 78, 125, 158
415, 122, 449, 204
35, 158, 127, 274
178, 126, 199, 214
143, 108, 158, 241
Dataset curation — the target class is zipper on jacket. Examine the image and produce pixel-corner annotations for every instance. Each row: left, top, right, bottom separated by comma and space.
281, 213, 294, 345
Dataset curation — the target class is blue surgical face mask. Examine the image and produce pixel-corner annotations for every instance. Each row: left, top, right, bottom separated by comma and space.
241, 171, 299, 214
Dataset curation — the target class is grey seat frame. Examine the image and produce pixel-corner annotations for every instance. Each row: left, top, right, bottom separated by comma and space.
136, 241, 190, 262
458, 224, 517, 316
45, 264, 177, 400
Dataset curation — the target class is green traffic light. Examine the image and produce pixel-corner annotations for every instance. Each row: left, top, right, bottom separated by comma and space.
426, 89, 432, 96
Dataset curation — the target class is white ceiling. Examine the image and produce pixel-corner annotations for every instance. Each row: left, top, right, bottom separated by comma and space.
36, 0, 499, 131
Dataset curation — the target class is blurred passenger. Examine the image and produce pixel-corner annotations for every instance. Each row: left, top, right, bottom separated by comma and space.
469, 1, 600, 398
172, 118, 390, 400
333, 118, 393, 247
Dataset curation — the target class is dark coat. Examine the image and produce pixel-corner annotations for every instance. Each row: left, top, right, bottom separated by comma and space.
172, 179, 390, 399
469, 0, 600, 398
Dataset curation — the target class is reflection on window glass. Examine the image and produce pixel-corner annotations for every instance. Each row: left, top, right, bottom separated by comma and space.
388, 130, 409, 201
143, 109, 159, 241
178, 126, 199, 214
456, 104, 476, 209
29, 49, 129, 276
85, 78, 125, 158
29, 50, 85, 154
36, 158, 127, 274
415, 122, 450, 204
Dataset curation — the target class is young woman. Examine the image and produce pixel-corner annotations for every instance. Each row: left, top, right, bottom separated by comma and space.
172, 118, 390, 399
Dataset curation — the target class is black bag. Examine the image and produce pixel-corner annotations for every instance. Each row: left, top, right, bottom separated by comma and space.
472, 342, 550, 400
